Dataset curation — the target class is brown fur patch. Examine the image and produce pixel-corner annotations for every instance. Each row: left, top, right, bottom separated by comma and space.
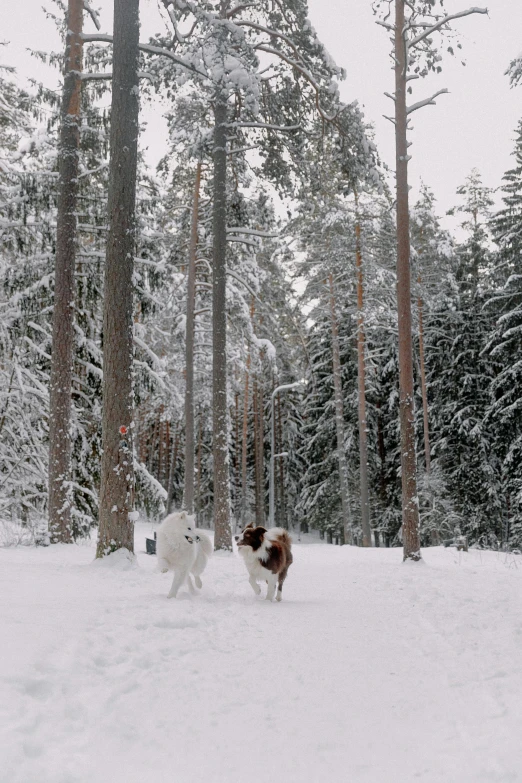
236, 525, 293, 575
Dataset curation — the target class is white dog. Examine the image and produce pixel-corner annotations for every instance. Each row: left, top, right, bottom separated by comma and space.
156, 511, 212, 598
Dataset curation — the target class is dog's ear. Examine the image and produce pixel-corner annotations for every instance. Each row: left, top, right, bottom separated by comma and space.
256, 527, 267, 535
180, 511, 186, 520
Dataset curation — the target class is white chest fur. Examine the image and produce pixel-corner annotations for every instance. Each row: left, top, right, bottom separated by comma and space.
239, 546, 272, 582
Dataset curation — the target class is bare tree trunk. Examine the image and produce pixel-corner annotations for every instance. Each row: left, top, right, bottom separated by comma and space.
48, 0, 83, 543
327, 271, 352, 544
166, 427, 180, 514
355, 205, 371, 547
240, 353, 251, 525
97, 0, 140, 558
277, 392, 286, 529
183, 161, 202, 514
148, 417, 158, 473
417, 282, 431, 475
196, 411, 203, 521
234, 382, 241, 526
212, 90, 232, 551
158, 414, 164, 485
253, 377, 266, 527
395, 0, 421, 561
164, 420, 170, 486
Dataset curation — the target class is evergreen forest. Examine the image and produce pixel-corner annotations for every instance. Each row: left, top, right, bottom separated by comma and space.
1, 0, 521, 560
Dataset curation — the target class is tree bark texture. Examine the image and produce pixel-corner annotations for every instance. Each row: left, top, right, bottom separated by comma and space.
355, 211, 371, 546
183, 161, 202, 515
253, 377, 266, 527
240, 353, 251, 526
166, 426, 180, 514
276, 392, 286, 528
97, 0, 140, 557
212, 92, 232, 550
234, 385, 241, 526
328, 271, 352, 544
196, 411, 203, 520
395, 0, 421, 561
48, 0, 83, 543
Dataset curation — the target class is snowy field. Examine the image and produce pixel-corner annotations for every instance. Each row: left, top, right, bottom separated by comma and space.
2, 524, 522, 783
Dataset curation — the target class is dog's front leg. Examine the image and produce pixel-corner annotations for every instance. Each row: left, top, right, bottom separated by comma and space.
167, 568, 187, 599
265, 575, 277, 601
249, 575, 261, 595
157, 557, 170, 574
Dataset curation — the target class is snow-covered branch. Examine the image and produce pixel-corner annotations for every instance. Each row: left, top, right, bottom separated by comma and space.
409, 8, 488, 48
83, 1, 101, 30
226, 3, 256, 18
226, 270, 260, 302
255, 44, 338, 123
81, 71, 155, 83
81, 34, 208, 79
406, 88, 449, 115
226, 121, 301, 132
235, 20, 304, 64
227, 227, 279, 238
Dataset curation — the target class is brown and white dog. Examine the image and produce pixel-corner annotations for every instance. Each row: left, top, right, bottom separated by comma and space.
235, 524, 293, 602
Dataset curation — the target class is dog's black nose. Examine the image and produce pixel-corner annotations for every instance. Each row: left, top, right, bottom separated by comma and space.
234, 536, 239, 542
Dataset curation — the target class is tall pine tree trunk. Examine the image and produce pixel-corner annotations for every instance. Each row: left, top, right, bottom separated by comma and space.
183, 161, 202, 515
253, 376, 266, 527
97, 0, 140, 557
276, 392, 286, 528
166, 426, 180, 514
240, 353, 251, 526
234, 383, 241, 527
196, 411, 203, 521
212, 90, 232, 550
355, 205, 371, 547
395, 0, 421, 561
48, 0, 83, 543
328, 271, 352, 544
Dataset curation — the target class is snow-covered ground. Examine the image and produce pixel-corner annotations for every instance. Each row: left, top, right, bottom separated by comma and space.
2, 523, 522, 783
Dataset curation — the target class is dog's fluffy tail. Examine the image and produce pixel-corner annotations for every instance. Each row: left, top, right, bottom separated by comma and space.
268, 527, 292, 546
191, 531, 212, 582
197, 531, 213, 558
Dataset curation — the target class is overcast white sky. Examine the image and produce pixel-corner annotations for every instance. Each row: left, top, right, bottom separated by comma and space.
3, 0, 522, 227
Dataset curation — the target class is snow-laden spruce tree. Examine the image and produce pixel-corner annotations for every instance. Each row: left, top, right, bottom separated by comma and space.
0, 69, 112, 539
373, 0, 487, 561
295, 182, 401, 545
286, 102, 380, 545
0, 65, 51, 540
484, 121, 522, 547
0, 38, 174, 541
424, 171, 501, 546
410, 185, 460, 543
145, 103, 298, 532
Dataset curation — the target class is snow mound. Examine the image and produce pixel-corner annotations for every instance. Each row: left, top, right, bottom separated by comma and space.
91, 547, 137, 570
